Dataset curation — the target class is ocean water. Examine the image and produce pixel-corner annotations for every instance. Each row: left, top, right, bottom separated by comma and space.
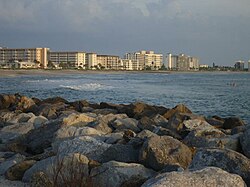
0, 72, 249, 124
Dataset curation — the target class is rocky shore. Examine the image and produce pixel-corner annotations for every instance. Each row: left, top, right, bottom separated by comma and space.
0, 93, 249, 187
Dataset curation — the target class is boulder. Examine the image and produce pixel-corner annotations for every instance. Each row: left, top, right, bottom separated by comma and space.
0, 176, 29, 187
123, 129, 136, 142
105, 132, 124, 144
23, 153, 89, 185
5, 160, 36, 180
100, 144, 139, 163
151, 114, 169, 128
0, 152, 16, 163
142, 167, 246, 187
7, 112, 35, 124
139, 135, 193, 171
240, 127, 250, 158
0, 94, 16, 110
36, 104, 58, 119
189, 148, 250, 186
16, 119, 63, 154
138, 116, 157, 131
90, 161, 156, 187
223, 117, 245, 129
111, 118, 140, 132
136, 130, 158, 139
0, 153, 25, 175
0, 122, 35, 143
206, 116, 225, 128
16, 96, 36, 112
92, 108, 118, 115
62, 113, 96, 126
28, 115, 48, 129
52, 126, 104, 151
40, 96, 69, 105
163, 104, 192, 120
57, 136, 111, 161
184, 130, 241, 151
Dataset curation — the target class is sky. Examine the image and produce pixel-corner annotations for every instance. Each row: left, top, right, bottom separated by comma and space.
0, 0, 250, 66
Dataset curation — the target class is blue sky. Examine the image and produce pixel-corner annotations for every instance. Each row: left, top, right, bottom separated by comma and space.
0, 0, 250, 66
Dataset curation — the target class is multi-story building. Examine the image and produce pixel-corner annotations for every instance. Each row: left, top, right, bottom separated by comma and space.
125, 50, 163, 70
49, 51, 86, 68
86, 53, 97, 69
167, 53, 199, 71
234, 61, 244, 71
119, 59, 139, 70
97, 55, 120, 70
0, 47, 49, 68
248, 61, 250, 72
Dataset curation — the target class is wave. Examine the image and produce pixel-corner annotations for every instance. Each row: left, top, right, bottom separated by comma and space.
59, 83, 113, 91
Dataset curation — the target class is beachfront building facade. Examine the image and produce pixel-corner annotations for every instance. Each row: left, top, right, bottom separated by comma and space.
119, 59, 139, 70
248, 61, 250, 72
97, 55, 120, 70
167, 53, 199, 71
86, 53, 98, 69
49, 51, 86, 69
125, 50, 163, 70
0, 47, 49, 68
234, 61, 245, 71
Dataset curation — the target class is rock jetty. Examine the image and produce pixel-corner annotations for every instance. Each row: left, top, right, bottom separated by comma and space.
0, 93, 249, 187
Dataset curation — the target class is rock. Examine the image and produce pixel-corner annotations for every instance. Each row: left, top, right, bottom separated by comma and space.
139, 135, 193, 171
70, 100, 98, 112
36, 104, 58, 120
0, 153, 25, 175
163, 104, 192, 120
105, 132, 124, 144
189, 148, 250, 185
30, 172, 53, 187
151, 114, 169, 128
112, 118, 140, 132
0, 94, 16, 110
28, 115, 48, 129
240, 127, 250, 158
181, 119, 215, 132
8, 112, 35, 124
92, 108, 118, 115
99, 102, 121, 110
136, 130, 158, 139
123, 129, 136, 142
160, 163, 184, 173
206, 116, 225, 128
16, 96, 36, 112
184, 130, 241, 151
40, 97, 69, 105
232, 125, 246, 135
15, 119, 63, 154
23, 153, 89, 185
0, 152, 15, 163
223, 117, 245, 129
90, 161, 156, 187
62, 113, 96, 126
0, 176, 29, 187
52, 126, 104, 151
100, 144, 139, 163
142, 167, 246, 187
5, 160, 36, 180
0, 122, 35, 143
153, 126, 182, 140
57, 136, 111, 161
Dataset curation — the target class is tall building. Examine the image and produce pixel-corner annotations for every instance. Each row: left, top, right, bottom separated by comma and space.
97, 55, 120, 70
0, 47, 49, 68
125, 50, 163, 70
234, 61, 244, 71
49, 51, 86, 68
167, 53, 199, 71
86, 53, 97, 69
248, 60, 250, 72
119, 59, 139, 70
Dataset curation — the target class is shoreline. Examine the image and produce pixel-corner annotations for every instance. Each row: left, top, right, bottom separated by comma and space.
0, 69, 249, 77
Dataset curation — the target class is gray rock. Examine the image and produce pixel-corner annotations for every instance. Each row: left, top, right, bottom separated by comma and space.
240, 127, 250, 158
163, 104, 192, 120
0, 176, 29, 187
27, 115, 48, 129
23, 153, 89, 184
100, 144, 139, 163
223, 117, 245, 129
62, 113, 96, 126
142, 167, 246, 187
0, 122, 34, 143
52, 126, 104, 151
90, 161, 156, 187
139, 135, 193, 171
105, 132, 124, 144
136, 130, 157, 139
8, 113, 35, 124
189, 148, 250, 186
57, 136, 111, 161
0, 153, 26, 175
111, 118, 140, 132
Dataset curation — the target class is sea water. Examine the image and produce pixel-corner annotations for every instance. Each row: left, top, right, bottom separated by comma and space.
0, 72, 249, 124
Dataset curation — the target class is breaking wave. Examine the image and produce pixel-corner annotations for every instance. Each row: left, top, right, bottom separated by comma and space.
59, 83, 113, 91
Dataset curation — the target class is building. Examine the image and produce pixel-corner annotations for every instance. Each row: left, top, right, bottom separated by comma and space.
0, 48, 49, 68
248, 61, 250, 72
167, 53, 199, 71
49, 51, 86, 68
125, 50, 163, 70
199, 64, 209, 68
86, 53, 97, 69
97, 55, 120, 70
119, 59, 139, 70
234, 61, 244, 71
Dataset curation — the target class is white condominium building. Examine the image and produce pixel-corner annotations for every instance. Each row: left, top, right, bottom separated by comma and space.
86, 53, 97, 69
0, 47, 49, 68
97, 55, 120, 70
119, 59, 139, 70
167, 53, 199, 70
125, 50, 163, 70
49, 51, 86, 68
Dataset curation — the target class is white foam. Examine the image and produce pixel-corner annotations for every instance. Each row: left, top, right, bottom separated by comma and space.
60, 83, 113, 91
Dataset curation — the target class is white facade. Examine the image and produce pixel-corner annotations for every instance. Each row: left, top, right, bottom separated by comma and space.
119, 59, 139, 70
49, 51, 86, 68
248, 61, 250, 72
86, 53, 97, 69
